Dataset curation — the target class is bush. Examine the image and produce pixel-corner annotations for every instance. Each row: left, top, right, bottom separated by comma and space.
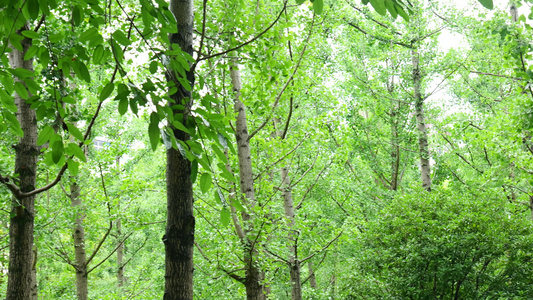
342, 188, 533, 299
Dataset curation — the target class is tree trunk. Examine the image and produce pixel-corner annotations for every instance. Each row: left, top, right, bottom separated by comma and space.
116, 155, 124, 287
164, 0, 195, 298
116, 213, 125, 288
279, 154, 302, 299
6, 23, 39, 300
71, 181, 88, 300
390, 101, 400, 191
231, 61, 265, 300
307, 261, 317, 289
412, 49, 432, 192
31, 246, 37, 300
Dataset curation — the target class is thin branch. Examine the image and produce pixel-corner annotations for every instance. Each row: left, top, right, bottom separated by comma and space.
248, 15, 315, 140
469, 70, 522, 80
88, 231, 132, 273
345, 21, 413, 48
0, 84, 106, 200
330, 195, 350, 216
195, 0, 288, 64
346, 1, 402, 34
290, 151, 320, 188
264, 247, 290, 264
281, 95, 293, 139
119, 236, 148, 269
440, 133, 484, 174
295, 162, 330, 210
196, 0, 208, 62
85, 221, 113, 267
301, 231, 343, 263
195, 242, 245, 282
254, 133, 310, 181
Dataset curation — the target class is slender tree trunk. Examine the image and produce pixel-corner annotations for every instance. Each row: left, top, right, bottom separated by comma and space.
31, 246, 37, 300
7, 24, 39, 300
278, 149, 302, 299
116, 210, 124, 288
71, 180, 88, 300
116, 155, 125, 287
64, 73, 88, 300
281, 167, 302, 300
307, 261, 317, 289
230, 61, 266, 300
390, 97, 400, 191
164, 0, 195, 298
412, 49, 431, 192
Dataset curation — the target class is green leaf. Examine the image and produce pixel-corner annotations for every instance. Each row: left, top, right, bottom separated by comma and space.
369, 0, 387, 15
100, 82, 114, 100
9, 34, 24, 51
62, 96, 76, 104
191, 160, 198, 184
130, 98, 138, 115
477, 0, 493, 9
49, 32, 64, 43
27, 0, 39, 19
220, 206, 230, 227
51, 140, 64, 164
230, 198, 245, 212
172, 120, 190, 134
149, 61, 158, 74
148, 112, 160, 151
218, 163, 236, 183
10, 68, 34, 79
93, 45, 104, 64
118, 97, 128, 115
312, 0, 323, 14
4, 111, 23, 137
199, 173, 212, 193
79, 28, 100, 43
21, 30, 39, 39
75, 61, 91, 83
72, 5, 82, 26
66, 143, 86, 162
14, 82, 29, 99
24, 78, 40, 94
66, 123, 84, 142
212, 144, 228, 164
67, 159, 79, 176
112, 29, 131, 46
111, 39, 124, 64
384, 0, 397, 19
37, 125, 54, 146
177, 76, 192, 92
24, 45, 39, 60
0, 89, 16, 112
39, 47, 50, 67
295, 0, 305, 4
396, 4, 409, 21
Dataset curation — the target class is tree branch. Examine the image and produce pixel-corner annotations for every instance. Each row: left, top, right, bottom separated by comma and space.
301, 231, 342, 263
195, 0, 288, 64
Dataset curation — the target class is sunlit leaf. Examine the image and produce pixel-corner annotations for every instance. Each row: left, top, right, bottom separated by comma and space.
200, 173, 212, 193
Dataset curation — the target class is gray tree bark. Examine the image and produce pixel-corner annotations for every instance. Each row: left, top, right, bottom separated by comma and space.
307, 261, 317, 289
116, 214, 124, 288
30, 246, 37, 300
412, 49, 432, 192
230, 61, 266, 300
71, 180, 88, 300
276, 124, 302, 300
6, 23, 39, 300
164, 0, 195, 298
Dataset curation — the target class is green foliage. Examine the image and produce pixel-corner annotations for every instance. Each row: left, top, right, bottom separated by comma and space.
343, 188, 533, 299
